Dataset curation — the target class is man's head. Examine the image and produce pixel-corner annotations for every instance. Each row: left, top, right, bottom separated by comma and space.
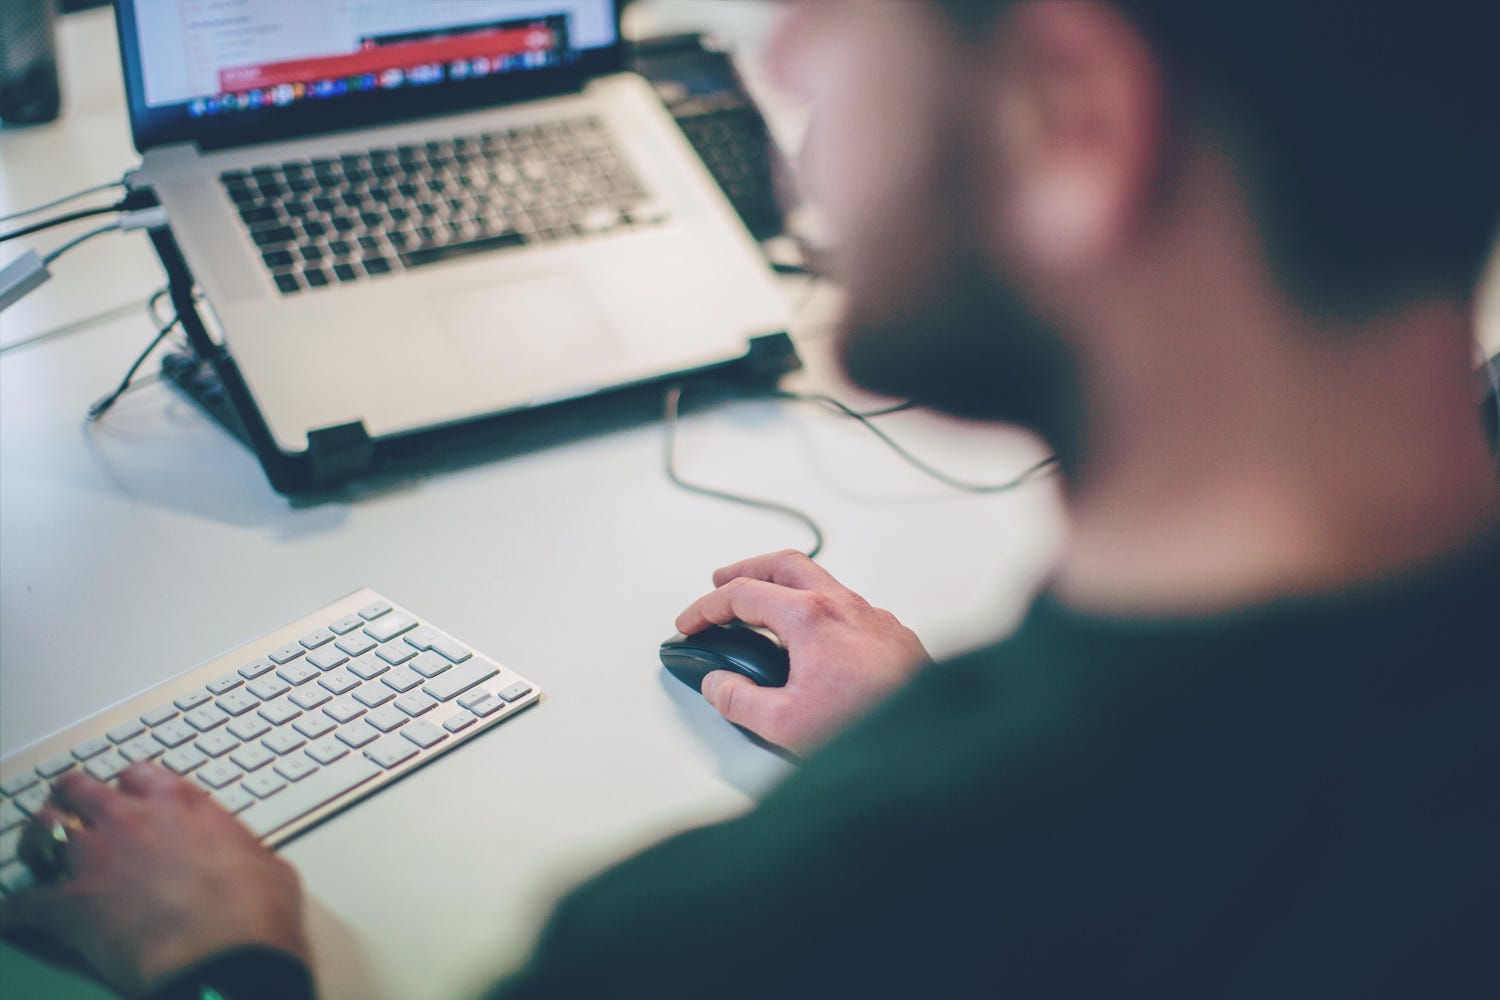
768, 0, 1500, 457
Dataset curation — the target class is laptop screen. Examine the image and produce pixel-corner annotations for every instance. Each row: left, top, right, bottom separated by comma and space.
116, 1, 622, 152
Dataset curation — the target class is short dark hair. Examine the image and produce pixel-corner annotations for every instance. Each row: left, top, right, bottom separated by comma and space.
934, 0, 1500, 313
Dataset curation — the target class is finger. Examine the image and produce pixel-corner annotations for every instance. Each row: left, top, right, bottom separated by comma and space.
676, 577, 817, 638
18, 804, 93, 882
116, 761, 207, 802
712, 549, 845, 592
701, 671, 789, 742
49, 772, 123, 827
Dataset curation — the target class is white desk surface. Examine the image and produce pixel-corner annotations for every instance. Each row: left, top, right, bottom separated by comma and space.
0, 5, 1065, 998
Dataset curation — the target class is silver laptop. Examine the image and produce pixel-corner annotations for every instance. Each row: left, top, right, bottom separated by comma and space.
115, 0, 788, 454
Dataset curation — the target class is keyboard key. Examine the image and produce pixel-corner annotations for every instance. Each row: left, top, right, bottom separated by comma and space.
258, 699, 302, 727
217, 689, 260, 717
14, 785, 49, 816
365, 612, 416, 643
269, 644, 305, 665
141, 704, 179, 727
162, 747, 207, 775
119, 734, 165, 763
185, 706, 229, 731
466, 694, 505, 718
498, 681, 534, 703
195, 731, 239, 758
401, 719, 446, 749
443, 711, 478, 733
403, 628, 437, 650
248, 676, 291, 701
375, 644, 416, 667
239, 657, 276, 680
174, 688, 213, 712
307, 647, 348, 671
364, 735, 418, 769
243, 755, 381, 838
394, 692, 437, 717
36, 754, 76, 779
348, 655, 389, 681
358, 601, 392, 620
273, 755, 318, 783
337, 634, 377, 658
299, 629, 335, 650
457, 688, 494, 711
365, 706, 408, 733
153, 719, 197, 748
106, 721, 147, 744
409, 651, 452, 679
333, 262, 360, 283
305, 738, 348, 765
0, 802, 26, 833
323, 697, 366, 724
276, 662, 319, 687
431, 639, 472, 664
197, 759, 242, 790
293, 714, 336, 740
1, 859, 36, 895
382, 666, 422, 692
244, 771, 287, 799
213, 784, 255, 815
423, 660, 498, 702
335, 721, 380, 749
208, 673, 244, 695
353, 683, 395, 710
231, 744, 275, 772
0, 774, 38, 797
227, 715, 272, 742
84, 751, 129, 782
319, 669, 360, 696
328, 614, 364, 635
263, 729, 306, 756
290, 685, 331, 711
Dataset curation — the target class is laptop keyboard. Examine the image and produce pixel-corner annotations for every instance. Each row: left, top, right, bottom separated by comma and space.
218, 116, 668, 296
0, 591, 541, 890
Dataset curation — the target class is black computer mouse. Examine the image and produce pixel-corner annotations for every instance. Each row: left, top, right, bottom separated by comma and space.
660, 623, 790, 692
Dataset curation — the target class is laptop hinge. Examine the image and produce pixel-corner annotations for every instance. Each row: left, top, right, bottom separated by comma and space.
306, 421, 376, 486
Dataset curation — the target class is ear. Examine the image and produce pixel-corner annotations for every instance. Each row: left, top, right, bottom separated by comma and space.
988, 1, 1164, 276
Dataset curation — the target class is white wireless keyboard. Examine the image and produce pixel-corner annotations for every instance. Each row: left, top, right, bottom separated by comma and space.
0, 590, 540, 894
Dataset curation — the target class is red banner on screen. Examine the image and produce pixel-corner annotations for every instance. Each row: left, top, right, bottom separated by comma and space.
219, 26, 555, 92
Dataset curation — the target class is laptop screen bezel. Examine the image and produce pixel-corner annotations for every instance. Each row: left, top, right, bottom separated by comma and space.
114, 0, 624, 153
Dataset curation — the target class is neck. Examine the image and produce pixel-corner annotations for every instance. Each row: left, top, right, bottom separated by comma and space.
1051, 296, 1500, 616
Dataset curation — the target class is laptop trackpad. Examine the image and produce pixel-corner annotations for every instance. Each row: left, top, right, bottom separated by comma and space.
433, 272, 620, 393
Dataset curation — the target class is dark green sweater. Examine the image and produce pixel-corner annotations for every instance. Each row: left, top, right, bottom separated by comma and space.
153, 539, 1498, 999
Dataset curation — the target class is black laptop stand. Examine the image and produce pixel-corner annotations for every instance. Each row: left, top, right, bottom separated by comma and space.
146, 225, 800, 497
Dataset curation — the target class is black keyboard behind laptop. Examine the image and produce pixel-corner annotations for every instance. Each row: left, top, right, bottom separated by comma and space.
219, 116, 667, 296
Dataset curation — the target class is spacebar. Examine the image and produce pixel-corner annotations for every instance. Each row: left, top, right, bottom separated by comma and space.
400, 232, 527, 269
244, 755, 382, 839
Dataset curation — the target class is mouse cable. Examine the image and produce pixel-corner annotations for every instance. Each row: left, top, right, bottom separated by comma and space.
773, 390, 1058, 493
0, 176, 127, 226
663, 384, 827, 560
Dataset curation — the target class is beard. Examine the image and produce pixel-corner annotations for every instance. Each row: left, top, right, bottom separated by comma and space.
833, 186, 1083, 464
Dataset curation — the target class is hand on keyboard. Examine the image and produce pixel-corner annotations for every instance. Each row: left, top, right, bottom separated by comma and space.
1, 763, 309, 997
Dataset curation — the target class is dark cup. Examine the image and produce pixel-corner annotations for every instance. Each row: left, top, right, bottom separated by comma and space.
0, 0, 62, 126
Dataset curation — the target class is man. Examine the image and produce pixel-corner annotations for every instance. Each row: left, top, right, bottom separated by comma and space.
5, 0, 1498, 996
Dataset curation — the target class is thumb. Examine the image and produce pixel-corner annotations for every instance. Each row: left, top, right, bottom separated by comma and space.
701, 671, 785, 741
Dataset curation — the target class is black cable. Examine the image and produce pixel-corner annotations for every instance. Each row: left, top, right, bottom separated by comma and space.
87, 314, 180, 420
775, 391, 1058, 493
0, 202, 124, 243
0, 177, 127, 224
663, 385, 826, 560
662, 385, 1060, 559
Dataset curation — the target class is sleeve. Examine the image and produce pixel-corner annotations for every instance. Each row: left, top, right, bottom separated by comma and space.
143, 946, 316, 1000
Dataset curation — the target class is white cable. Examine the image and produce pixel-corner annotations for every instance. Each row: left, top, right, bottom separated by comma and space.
0, 178, 127, 225
42, 222, 121, 265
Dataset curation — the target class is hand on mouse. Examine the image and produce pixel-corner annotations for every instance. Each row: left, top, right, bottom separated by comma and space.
0, 763, 310, 998
676, 549, 932, 755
